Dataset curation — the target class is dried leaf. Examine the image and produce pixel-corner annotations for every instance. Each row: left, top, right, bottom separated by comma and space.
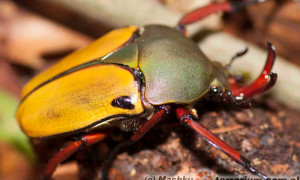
0, 1, 92, 69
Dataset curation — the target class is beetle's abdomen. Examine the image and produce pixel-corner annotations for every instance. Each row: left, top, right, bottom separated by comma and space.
138, 25, 214, 105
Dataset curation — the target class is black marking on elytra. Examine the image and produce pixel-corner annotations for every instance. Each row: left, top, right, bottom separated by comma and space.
111, 96, 135, 110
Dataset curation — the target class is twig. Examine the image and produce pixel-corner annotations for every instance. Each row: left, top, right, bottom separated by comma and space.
211, 124, 244, 134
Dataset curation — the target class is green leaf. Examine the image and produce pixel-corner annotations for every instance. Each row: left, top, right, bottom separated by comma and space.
0, 88, 35, 161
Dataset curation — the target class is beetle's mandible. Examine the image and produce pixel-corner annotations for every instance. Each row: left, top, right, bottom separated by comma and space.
16, 0, 277, 179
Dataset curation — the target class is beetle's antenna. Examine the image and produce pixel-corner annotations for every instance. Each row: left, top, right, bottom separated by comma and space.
226, 47, 248, 70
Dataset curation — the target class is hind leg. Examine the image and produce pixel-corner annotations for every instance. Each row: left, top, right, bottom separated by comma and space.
43, 133, 106, 179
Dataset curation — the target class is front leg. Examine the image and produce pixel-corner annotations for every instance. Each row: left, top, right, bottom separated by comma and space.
175, 107, 268, 179
229, 43, 277, 99
177, 0, 267, 28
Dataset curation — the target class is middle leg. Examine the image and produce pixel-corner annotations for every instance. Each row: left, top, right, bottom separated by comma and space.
102, 105, 171, 179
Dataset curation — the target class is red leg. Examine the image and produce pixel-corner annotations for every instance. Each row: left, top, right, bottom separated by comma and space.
43, 133, 106, 179
176, 107, 268, 179
131, 105, 171, 141
178, 0, 265, 27
102, 105, 171, 180
229, 43, 277, 99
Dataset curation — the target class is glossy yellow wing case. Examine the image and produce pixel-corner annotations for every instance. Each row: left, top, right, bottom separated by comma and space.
17, 26, 143, 138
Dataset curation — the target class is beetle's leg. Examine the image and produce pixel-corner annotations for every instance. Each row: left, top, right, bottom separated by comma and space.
131, 105, 171, 141
229, 43, 277, 99
176, 107, 268, 179
177, 0, 266, 29
102, 105, 171, 180
43, 133, 106, 180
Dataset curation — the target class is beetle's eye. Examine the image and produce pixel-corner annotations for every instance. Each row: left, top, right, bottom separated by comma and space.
111, 96, 135, 110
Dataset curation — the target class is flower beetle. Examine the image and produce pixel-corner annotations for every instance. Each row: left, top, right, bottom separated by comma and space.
16, 0, 277, 179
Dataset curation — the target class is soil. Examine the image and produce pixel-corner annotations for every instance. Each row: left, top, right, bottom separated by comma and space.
51, 96, 300, 180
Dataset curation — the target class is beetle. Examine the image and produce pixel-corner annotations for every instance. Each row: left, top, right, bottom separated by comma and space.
16, 0, 277, 179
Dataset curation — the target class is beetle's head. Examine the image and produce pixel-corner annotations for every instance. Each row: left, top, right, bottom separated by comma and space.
210, 43, 277, 101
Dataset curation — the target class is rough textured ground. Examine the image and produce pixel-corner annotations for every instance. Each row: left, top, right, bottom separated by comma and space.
50, 96, 300, 180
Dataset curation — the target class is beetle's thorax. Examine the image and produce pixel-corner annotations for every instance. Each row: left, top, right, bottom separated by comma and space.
137, 25, 215, 105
